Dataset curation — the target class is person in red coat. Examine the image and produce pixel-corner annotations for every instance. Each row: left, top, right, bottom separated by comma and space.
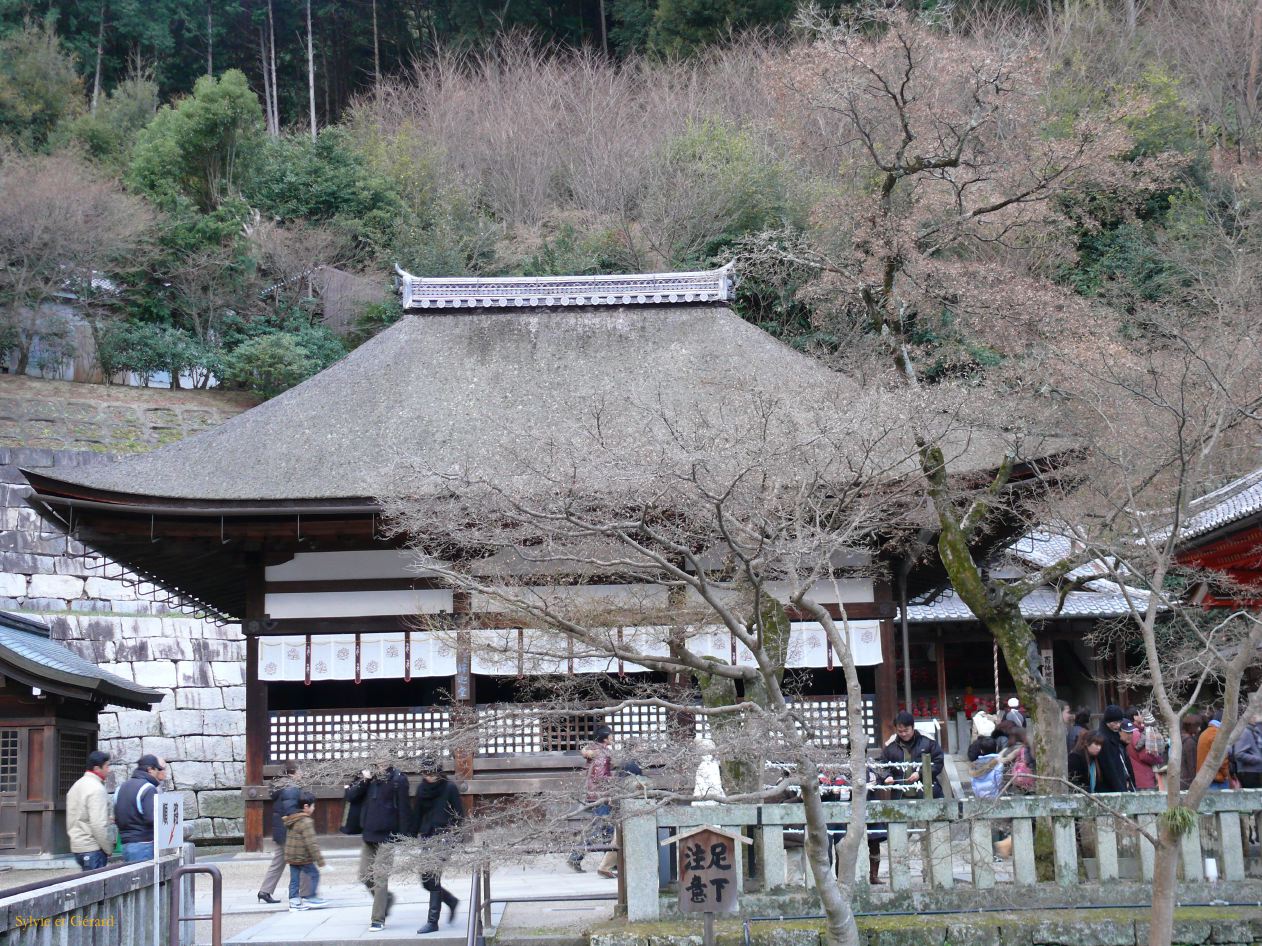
1125, 720, 1163, 790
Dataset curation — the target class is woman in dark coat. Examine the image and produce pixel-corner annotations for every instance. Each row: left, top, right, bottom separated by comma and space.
414, 756, 466, 934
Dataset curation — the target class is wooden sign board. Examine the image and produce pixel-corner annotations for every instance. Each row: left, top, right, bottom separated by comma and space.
675, 827, 743, 915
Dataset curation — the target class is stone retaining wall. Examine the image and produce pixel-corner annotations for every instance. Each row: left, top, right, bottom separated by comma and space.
0, 377, 258, 842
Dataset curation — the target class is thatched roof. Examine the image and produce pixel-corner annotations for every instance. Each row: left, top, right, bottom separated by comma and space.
24, 303, 1036, 507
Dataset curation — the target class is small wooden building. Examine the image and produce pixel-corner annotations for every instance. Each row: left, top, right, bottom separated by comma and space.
0, 612, 161, 856
1174, 469, 1262, 606
21, 267, 1052, 850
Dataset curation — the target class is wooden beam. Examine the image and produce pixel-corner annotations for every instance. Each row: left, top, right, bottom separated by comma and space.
244, 558, 268, 854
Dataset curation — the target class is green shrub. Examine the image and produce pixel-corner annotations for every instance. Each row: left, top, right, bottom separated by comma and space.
221, 334, 314, 398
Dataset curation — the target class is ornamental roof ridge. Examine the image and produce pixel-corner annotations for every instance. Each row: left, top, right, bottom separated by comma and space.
396, 262, 737, 311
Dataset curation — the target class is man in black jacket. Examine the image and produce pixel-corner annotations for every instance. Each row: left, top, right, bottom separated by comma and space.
414, 756, 465, 934
345, 763, 410, 932
1095, 705, 1136, 793
257, 760, 311, 904
116, 754, 164, 862
878, 712, 944, 800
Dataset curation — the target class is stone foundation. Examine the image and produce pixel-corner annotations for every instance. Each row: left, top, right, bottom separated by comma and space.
0, 378, 256, 842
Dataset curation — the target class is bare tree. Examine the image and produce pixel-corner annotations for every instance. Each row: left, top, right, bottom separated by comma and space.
1043, 195, 1262, 946
306, 0, 317, 142
0, 152, 149, 375
376, 384, 943, 946
742, 7, 1168, 787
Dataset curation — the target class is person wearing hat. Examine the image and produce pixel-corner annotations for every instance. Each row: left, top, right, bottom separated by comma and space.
115, 754, 165, 862
567, 725, 614, 873
1094, 706, 1135, 793
413, 756, 465, 934
1002, 697, 1026, 730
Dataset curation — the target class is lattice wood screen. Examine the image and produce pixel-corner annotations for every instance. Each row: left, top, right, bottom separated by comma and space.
269, 708, 451, 761
268, 696, 876, 761
0, 731, 17, 793
58, 731, 93, 795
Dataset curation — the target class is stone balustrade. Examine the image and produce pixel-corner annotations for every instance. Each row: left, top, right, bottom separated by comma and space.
622, 790, 1262, 921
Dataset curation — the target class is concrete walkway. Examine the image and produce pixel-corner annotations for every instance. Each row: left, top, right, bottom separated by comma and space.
178, 848, 619, 946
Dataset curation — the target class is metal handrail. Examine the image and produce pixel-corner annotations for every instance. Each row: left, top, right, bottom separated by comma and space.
169, 864, 222, 946
465, 864, 619, 946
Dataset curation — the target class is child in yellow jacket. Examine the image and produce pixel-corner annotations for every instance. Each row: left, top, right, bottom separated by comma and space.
283, 792, 328, 911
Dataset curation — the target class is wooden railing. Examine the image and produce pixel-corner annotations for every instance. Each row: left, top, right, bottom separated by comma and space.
0, 853, 185, 945
621, 790, 1262, 920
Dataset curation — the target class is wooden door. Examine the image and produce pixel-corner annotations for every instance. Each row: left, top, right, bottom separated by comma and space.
0, 729, 20, 850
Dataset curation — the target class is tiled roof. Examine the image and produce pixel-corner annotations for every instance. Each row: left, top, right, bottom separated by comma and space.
1170, 468, 1262, 545
905, 585, 1150, 623
0, 612, 163, 709
398, 264, 736, 310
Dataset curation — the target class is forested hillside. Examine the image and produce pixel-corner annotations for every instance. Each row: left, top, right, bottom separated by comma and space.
1, 0, 1259, 397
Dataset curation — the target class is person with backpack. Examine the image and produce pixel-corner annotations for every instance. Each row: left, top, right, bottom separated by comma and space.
283, 792, 329, 912
969, 737, 1012, 799
1006, 727, 1037, 793
115, 754, 164, 862
345, 763, 410, 933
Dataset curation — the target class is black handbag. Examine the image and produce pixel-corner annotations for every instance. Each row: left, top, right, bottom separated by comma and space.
340, 791, 364, 835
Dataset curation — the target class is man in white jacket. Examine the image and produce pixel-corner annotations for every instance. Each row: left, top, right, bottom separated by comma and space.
66, 751, 114, 870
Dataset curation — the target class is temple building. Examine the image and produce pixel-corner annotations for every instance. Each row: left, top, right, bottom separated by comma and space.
23, 266, 1057, 849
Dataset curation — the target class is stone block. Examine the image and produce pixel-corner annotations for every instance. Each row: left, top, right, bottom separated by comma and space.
26, 574, 82, 599
110, 738, 144, 766
162, 710, 206, 737
169, 760, 216, 790
176, 661, 213, 687
211, 817, 244, 838
20, 597, 69, 610
201, 709, 242, 735
115, 638, 194, 662
176, 687, 223, 710
221, 687, 246, 710
199, 735, 236, 763
0, 574, 25, 597
84, 577, 135, 599
114, 711, 161, 738
141, 736, 181, 762
132, 661, 177, 688
191, 639, 244, 662
184, 818, 215, 841
96, 662, 135, 682
198, 790, 244, 819
213, 761, 245, 788
78, 618, 121, 641
111, 599, 152, 615
1029, 920, 1135, 946
210, 662, 244, 687
69, 598, 113, 613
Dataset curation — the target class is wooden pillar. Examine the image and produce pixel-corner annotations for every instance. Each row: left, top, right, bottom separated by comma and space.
874, 580, 898, 742
935, 631, 948, 752
243, 558, 268, 852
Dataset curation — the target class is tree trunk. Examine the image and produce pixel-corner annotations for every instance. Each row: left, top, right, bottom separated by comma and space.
92, 0, 106, 115
1148, 820, 1180, 946
306, 0, 317, 142
206, 0, 213, 75
259, 25, 275, 137
598, 0, 608, 56
799, 777, 861, 946
372, 0, 381, 84
267, 0, 279, 132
